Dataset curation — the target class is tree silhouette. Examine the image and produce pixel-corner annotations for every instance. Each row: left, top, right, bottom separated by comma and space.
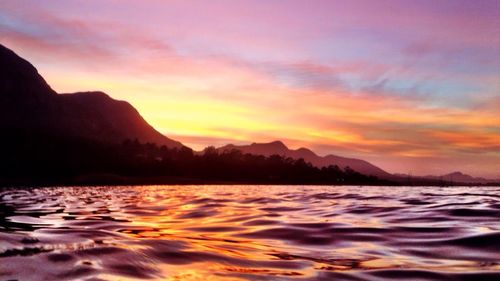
0, 130, 393, 186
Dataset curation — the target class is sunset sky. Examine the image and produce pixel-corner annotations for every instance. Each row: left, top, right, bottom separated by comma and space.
1, 0, 499, 178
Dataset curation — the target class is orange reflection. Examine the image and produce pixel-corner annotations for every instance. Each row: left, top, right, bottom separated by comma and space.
3, 185, 498, 280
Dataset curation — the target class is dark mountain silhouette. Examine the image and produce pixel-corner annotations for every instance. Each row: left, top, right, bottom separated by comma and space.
0, 44, 183, 148
424, 171, 494, 184
392, 171, 499, 185
213, 141, 392, 178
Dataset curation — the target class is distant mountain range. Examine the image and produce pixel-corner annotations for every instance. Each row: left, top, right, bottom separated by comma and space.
212, 141, 392, 178
0, 44, 182, 148
211, 142, 498, 184
394, 171, 497, 185
435, 171, 493, 184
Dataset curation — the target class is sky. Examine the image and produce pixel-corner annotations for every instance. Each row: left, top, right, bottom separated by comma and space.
1, 0, 499, 178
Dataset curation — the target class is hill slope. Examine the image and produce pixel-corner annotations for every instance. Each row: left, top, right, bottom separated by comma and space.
422, 171, 494, 184
0, 44, 183, 148
215, 141, 391, 178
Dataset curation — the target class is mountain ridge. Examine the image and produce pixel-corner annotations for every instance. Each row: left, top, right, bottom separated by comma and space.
424, 171, 494, 184
0, 44, 183, 148
212, 140, 392, 178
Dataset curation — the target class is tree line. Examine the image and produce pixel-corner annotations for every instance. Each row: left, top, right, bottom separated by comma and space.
0, 130, 392, 186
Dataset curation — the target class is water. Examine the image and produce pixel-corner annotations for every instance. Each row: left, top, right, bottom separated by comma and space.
0, 185, 499, 281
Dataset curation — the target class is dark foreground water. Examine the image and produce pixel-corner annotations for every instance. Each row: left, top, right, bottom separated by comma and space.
0, 185, 499, 281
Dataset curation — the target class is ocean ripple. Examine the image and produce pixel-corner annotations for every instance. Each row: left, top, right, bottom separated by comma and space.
0, 185, 499, 280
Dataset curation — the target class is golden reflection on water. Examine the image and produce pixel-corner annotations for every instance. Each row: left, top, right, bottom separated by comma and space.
0, 185, 499, 280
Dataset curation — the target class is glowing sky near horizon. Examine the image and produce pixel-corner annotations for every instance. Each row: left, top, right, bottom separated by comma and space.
1, 0, 499, 178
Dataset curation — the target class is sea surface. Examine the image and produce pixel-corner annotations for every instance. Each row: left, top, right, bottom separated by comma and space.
0, 185, 499, 281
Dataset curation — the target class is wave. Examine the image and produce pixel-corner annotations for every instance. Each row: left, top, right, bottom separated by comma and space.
0, 185, 498, 280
